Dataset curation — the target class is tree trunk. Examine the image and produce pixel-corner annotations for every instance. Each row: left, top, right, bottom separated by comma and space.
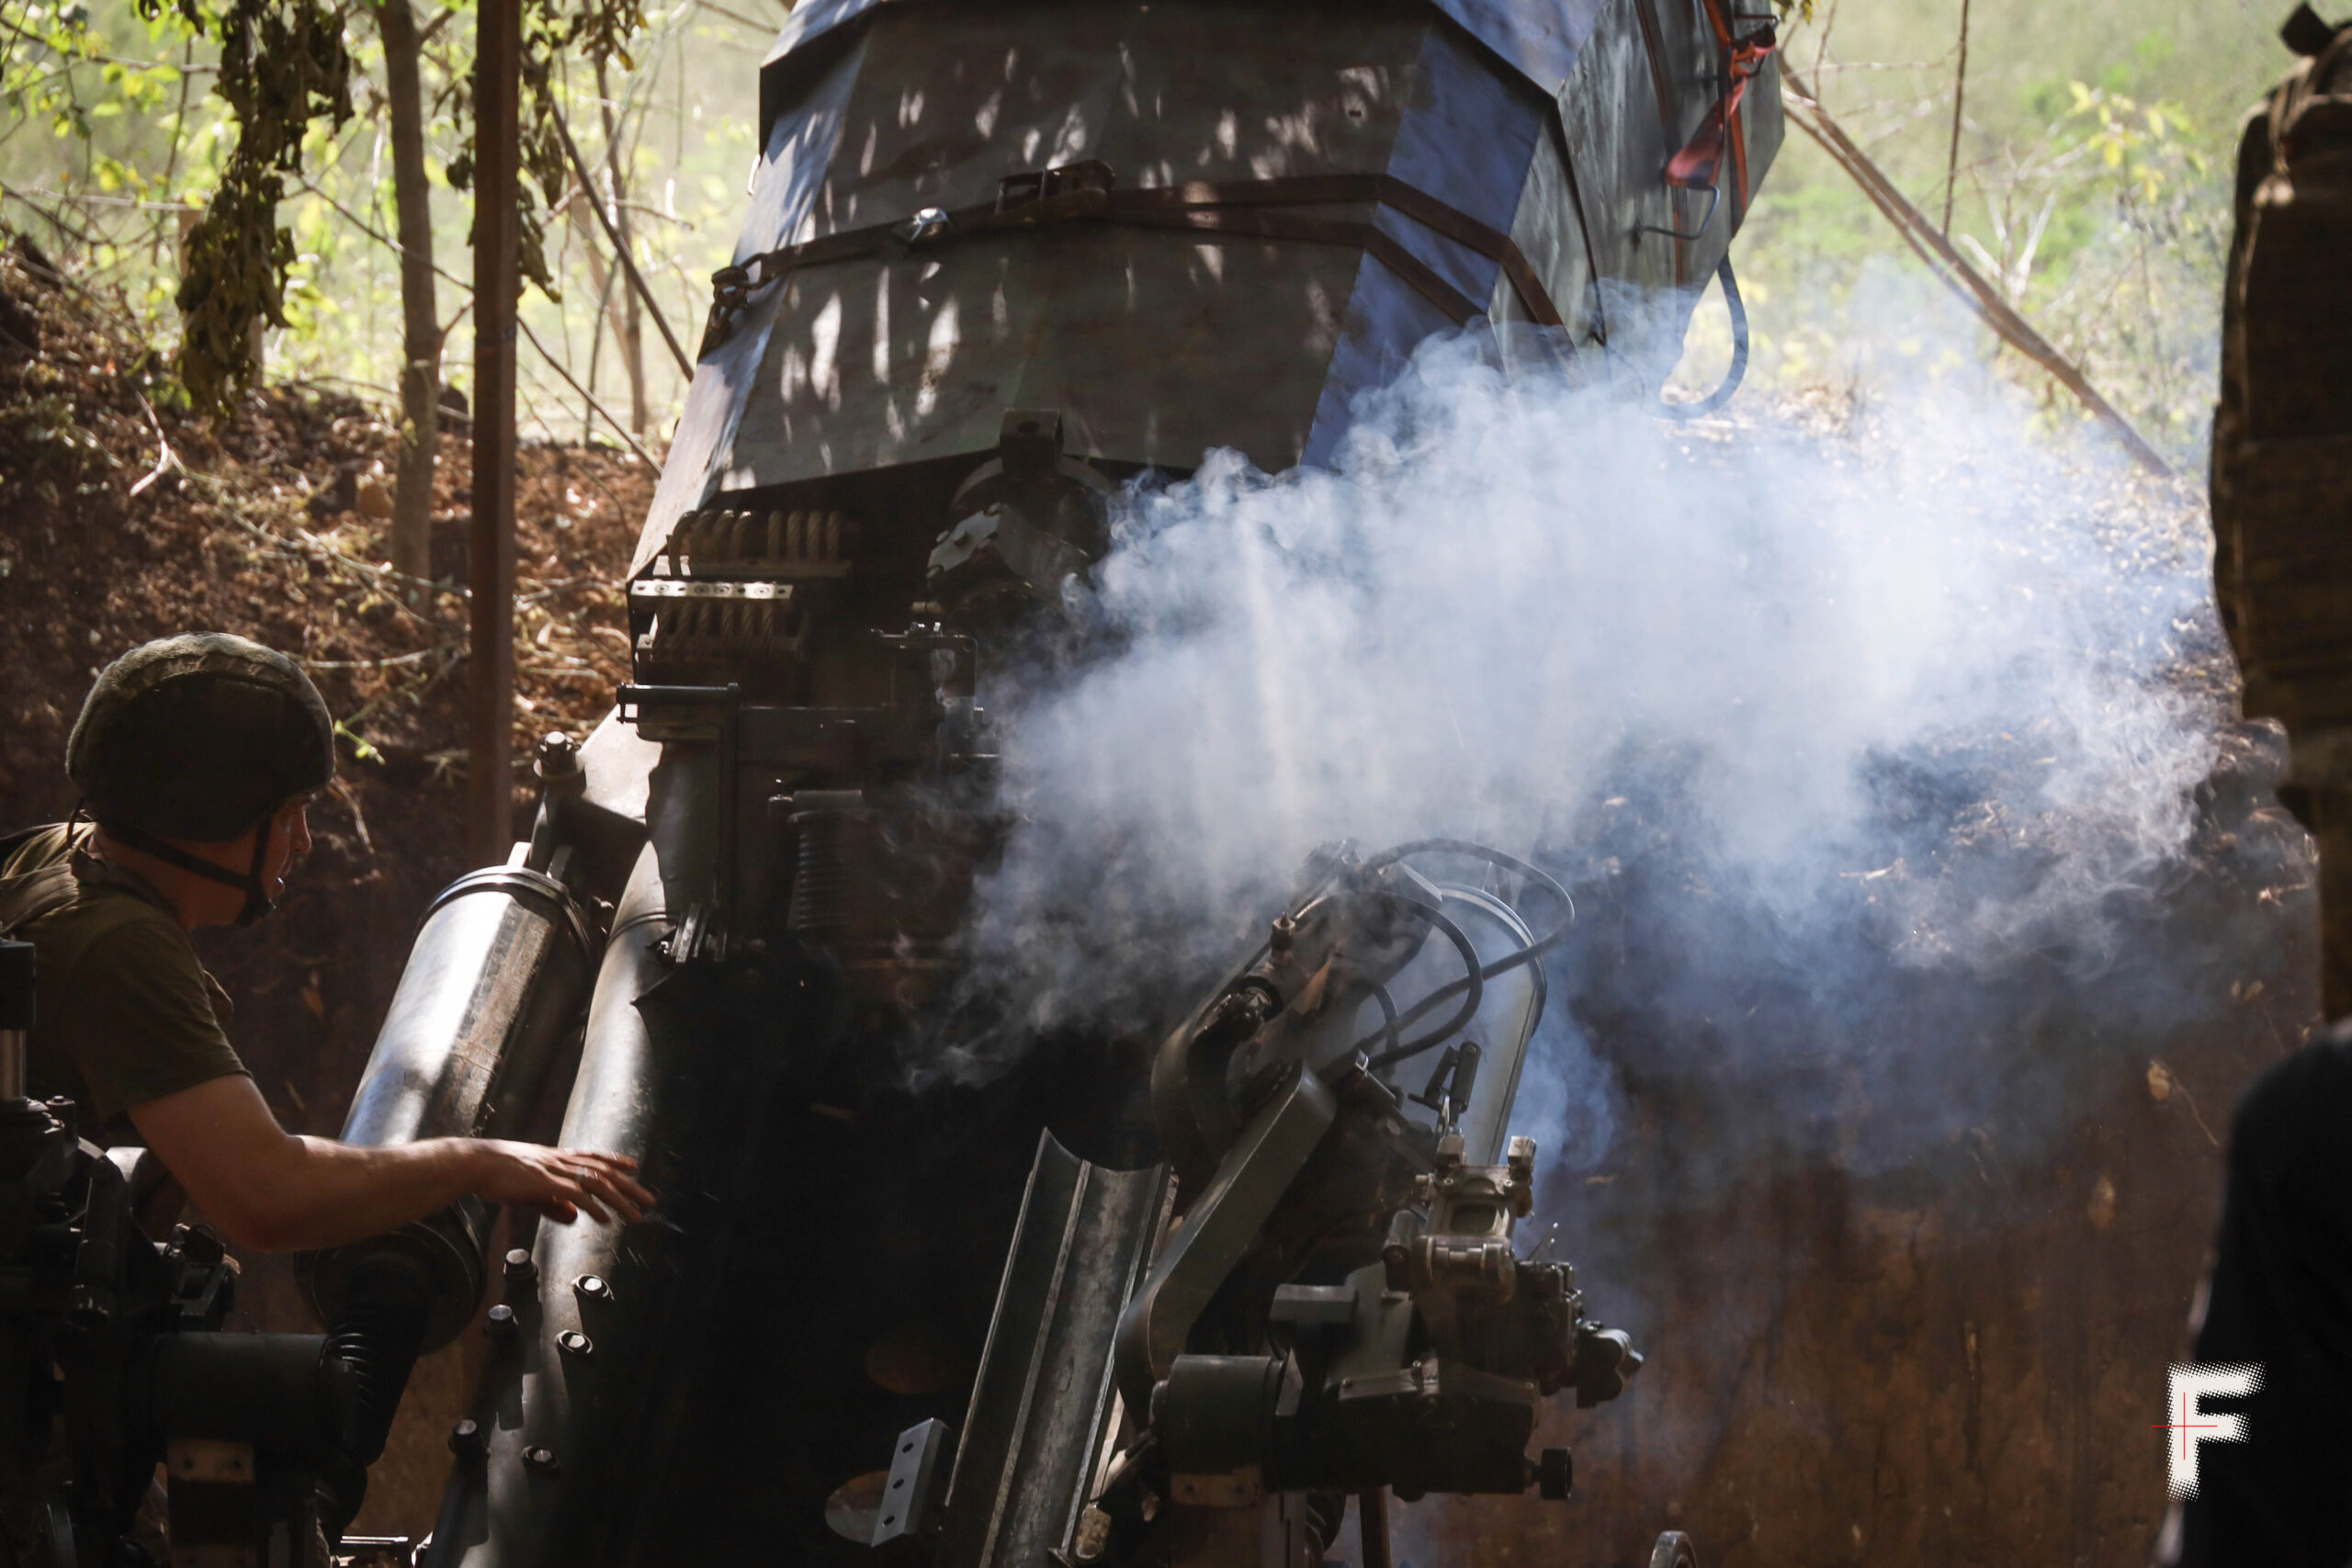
376, 0, 441, 587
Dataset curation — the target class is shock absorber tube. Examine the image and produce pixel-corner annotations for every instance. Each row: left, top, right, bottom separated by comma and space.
429, 840, 678, 1568
431, 733, 820, 1568
300, 863, 600, 1349
292, 860, 598, 1541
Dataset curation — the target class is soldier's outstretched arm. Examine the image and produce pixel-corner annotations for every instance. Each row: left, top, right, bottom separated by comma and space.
127, 1074, 651, 1252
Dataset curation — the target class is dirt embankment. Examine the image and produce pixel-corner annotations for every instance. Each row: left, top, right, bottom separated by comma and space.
0, 235, 650, 1535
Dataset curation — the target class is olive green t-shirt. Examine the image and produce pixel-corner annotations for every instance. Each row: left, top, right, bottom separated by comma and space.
0, 824, 250, 1127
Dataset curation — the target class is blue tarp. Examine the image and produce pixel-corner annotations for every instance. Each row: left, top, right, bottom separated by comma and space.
761, 0, 1608, 96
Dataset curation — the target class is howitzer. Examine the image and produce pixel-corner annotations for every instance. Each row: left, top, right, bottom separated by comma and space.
308, 1, 1783, 1563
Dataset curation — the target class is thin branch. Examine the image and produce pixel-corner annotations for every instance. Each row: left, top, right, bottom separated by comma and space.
1809, 0, 1840, 93
185, 470, 448, 628
583, 243, 616, 443
606, 198, 695, 231
0, 195, 150, 337
304, 646, 448, 670
292, 174, 474, 297
128, 394, 182, 499
8, 45, 219, 73
516, 313, 659, 467
1940, 0, 1972, 236
277, 372, 407, 401
152, 28, 196, 269
0, 179, 102, 249
1815, 60, 1956, 75
27, 189, 199, 212
545, 97, 693, 377
1780, 67, 2172, 478
540, 184, 694, 233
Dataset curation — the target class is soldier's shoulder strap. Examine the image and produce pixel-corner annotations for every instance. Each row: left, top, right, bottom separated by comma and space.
0, 826, 148, 952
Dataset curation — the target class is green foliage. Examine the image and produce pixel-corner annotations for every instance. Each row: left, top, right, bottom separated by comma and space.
3, 4, 187, 164
1713, 3, 2275, 462
141, 0, 355, 411
1, 0, 757, 438
93, 0, 649, 409
515, 0, 647, 297
432, 0, 650, 302
2064, 81, 2206, 204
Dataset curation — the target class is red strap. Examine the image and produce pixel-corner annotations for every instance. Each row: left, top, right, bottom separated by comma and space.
1666, 22, 1775, 197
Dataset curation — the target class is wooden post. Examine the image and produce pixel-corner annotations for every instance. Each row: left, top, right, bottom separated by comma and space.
468, 0, 521, 867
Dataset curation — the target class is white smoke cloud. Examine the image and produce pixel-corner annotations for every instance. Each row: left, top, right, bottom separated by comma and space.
943, 321, 2222, 1179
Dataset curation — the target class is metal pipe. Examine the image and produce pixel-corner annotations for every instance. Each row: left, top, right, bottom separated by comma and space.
300, 864, 598, 1351
435, 841, 673, 1568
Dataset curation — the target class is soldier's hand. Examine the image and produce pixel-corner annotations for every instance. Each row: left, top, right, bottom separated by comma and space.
469, 1142, 653, 1225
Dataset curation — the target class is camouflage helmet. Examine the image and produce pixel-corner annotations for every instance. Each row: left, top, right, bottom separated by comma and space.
67, 634, 336, 842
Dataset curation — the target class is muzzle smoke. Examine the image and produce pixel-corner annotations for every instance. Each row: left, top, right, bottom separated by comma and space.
943, 321, 2231, 1187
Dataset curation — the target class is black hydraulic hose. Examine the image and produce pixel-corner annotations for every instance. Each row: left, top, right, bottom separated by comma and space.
1367, 901, 1485, 1067
1367, 981, 1399, 1055
1360, 840, 1575, 939
1660, 254, 1748, 421
1355, 840, 1577, 1071
321, 1259, 432, 1536
1364, 935, 1565, 1072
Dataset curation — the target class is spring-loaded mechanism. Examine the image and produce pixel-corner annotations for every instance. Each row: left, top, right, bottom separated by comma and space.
782, 792, 867, 948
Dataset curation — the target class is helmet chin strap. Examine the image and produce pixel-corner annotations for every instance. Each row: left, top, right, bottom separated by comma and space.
98, 818, 276, 925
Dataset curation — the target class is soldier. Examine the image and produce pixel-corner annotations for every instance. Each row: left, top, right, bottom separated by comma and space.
2165, 1027, 2352, 1566
0, 633, 650, 1250
2166, 6, 2352, 1562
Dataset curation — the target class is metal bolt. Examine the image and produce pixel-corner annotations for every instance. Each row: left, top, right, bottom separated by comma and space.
1269, 915, 1296, 953
485, 1304, 518, 1340
573, 1273, 610, 1303
448, 1418, 486, 1460
503, 1248, 537, 1286
524, 1446, 560, 1474
535, 731, 581, 778
557, 1330, 594, 1359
